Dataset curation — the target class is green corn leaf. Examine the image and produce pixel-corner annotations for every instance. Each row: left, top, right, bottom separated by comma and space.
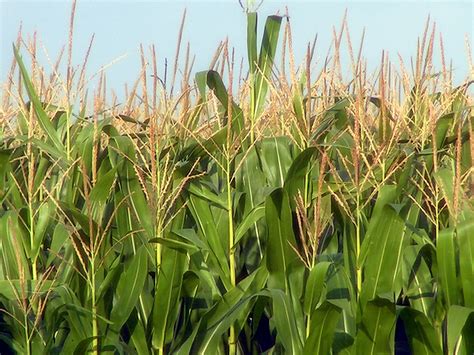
247, 12, 258, 75
151, 243, 187, 349
359, 185, 398, 268
54, 285, 93, 338
355, 297, 396, 355
177, 127, 227, 164
0, 149, 12, 194
265, 188, 300, 291
73, 336, 101, 355
283, 146, 317, 206
172, 228, 209, 252
196, 269, 268, 353
127, 309, 150, 355
402, 245, 435, 320
31, 200, 54, 261
13, 44, 64, 153
457, 213, 474, 308
303, 261, 332, 316
437, 228, 460, 308
435, 112, 454, 150
233, 204, 265, 248
95, 255, 122, 303
187, 181, 228, 210
303, 302, 341, 355
287, 260, 306, 342
447, 305, 473, 354
195, 70, 245, 142
125, 173, 154, 239
110, 246, 148, 332
0, 280, 54, 300
89, 166, 117, 206
324, 264, 356, 335
310, 97, 351, 141
434, 168, 456, 218
259, 136, 294, 188
0, 212, 31, 280
46, 223, 69, 268
188, 194, 232, 290
400, 308, 442, 355
174, 320, 202, 355
149, 237, 199, 254
270, 289, 304, 354
360, 205, 409, 306
252, 15, 282, 120
89, 165, 118, 222
61, 204, 100, 239
395, 150, 415, 196
234, 145, 268, 265
195, 70, 208, 99
27, 138, 68, 168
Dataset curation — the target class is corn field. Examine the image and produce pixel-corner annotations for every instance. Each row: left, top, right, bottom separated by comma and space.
0, 6, 473, 355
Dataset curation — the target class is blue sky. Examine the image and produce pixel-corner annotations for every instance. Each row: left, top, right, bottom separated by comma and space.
1, 0, 472, 99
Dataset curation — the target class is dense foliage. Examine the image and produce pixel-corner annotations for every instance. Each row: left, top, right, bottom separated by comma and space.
0, 9, 473, 355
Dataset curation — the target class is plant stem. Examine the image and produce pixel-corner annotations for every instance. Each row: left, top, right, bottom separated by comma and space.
305, 310, 311, 340
24, 312, 31, 355
29, 202, 37, 281
155, 226, 163, 354
356, 194, 362, 298
66, 108, 71, 160
91, 257, 99, 355
227, 162, 237, 355
156, 168, 164, 354
249, 73, 255, 144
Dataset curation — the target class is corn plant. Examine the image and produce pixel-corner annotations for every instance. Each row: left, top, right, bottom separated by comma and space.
0, 6, 473, 355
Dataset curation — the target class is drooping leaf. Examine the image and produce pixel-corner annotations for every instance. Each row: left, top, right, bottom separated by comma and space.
151, 243, 187, 349
270, 289, 304, 354
109, 246, 148, 332
360, 204, 409, 307
283, 147, 318, 205
402, 245, 435, 320
13, 44, 65, 155
265, 188, 300, 291
303, 261, 332, 316
447, 305, 473, 354
400, 308, 442, 355
355, 297, 396, 355
303, 301, 341, 355
252, 15, 282, 120
193, 268, 268, 353
456, 216, 474, 308
437, 227, 460, 308
233, 204, 265, 248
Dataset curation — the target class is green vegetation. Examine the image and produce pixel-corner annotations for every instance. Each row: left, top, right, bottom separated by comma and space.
0, 7, 473, 355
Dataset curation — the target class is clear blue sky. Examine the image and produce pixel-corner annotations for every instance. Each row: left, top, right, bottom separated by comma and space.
1, 0, 473, 100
